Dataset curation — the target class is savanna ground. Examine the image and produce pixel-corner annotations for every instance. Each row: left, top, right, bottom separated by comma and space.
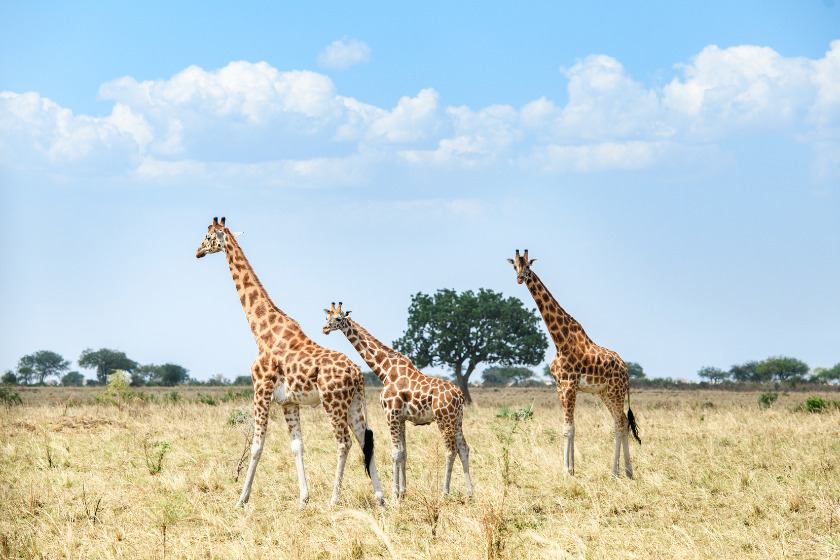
1, 385, 839, 559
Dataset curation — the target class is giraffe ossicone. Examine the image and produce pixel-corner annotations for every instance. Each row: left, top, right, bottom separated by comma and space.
323, 301, 473, 500
195, 218, 385, 508
509, 249, 640, 479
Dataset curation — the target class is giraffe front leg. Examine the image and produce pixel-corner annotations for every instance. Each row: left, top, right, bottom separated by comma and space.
283, 405, 310, 507
385, 412, 404, 501
559, 385, 577, 476
236, 387, 271, 508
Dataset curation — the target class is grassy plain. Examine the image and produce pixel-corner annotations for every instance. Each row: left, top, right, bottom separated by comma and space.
1, 386, 839, 559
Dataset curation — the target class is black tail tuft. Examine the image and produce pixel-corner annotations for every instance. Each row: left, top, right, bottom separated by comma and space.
363, 428, 374, 477
628, 408, 641, 445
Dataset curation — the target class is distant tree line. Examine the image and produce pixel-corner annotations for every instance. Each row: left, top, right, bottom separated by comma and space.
696, 356, 839, 386
1, 348, 252, 387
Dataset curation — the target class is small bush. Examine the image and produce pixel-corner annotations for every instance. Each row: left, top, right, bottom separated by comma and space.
143, 434, 171, 475
794, 396, 840, 413
195, 393, 218, 406
758, 392, 778, 409
162, 391, 182, 404
92, 371, 138, 408
0, 386, 24, 408
227, 408, 251, 426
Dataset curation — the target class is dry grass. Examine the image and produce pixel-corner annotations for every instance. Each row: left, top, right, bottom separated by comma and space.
1, 387, 839, 559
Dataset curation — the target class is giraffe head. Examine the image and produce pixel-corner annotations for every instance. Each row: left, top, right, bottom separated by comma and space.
195, 217, 242, 258
322, 301, 351, 335
507, 249, 537, 284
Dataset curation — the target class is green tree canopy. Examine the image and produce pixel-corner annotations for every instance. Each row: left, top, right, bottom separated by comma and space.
363, 371, 384, 387
697, 366, 729, 384
141, 363, 190, 386
78, 348, 138, 384
755, 356, 809, 385
812, 363, 840, 384
60, 371, 86, 387
626, 362, 647, 379
393, 288, 548, 403
2, 370, 17, 385
16, 366, 34, 385
18, 350, 71, 384
729, 360, 760, 382
481, 366, 536, 386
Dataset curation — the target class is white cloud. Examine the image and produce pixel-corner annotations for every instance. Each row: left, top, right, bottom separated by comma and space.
317, 38, 371, 70
662, 45, 813, 139
2, 43, 838, 182
367, 88, 442, 144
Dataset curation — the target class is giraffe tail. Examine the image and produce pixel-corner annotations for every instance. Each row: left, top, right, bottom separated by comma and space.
358, 381, 375, 478
627, 408, 641, 445
363, 427, 374, 478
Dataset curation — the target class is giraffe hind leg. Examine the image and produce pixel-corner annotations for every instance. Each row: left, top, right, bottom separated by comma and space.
282, 404, 310, 507
347, 389, 384, 506
236, 387, 271, 508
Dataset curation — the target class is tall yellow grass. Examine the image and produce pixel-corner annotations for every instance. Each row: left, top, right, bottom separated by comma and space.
1, 387, 838, 559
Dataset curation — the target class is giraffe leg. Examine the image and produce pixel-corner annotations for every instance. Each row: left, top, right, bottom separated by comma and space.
622, 423, 634, 479
602, 389, 633, 479
438, 424, 457, 496
558, 384, 577, 475
398, 420, 408, 499
348, 390, 385, 506
282, 404, 310, 506
323, 399, 352, 507
454, 417, 473, 498
235, 385, 271, 508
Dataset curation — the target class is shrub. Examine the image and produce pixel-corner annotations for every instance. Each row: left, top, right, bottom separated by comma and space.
92, 370, 138, 408
0, 386, 24, 408
758, 392, 778, 409
227, 408, 251, 426
794, 396, 840, 413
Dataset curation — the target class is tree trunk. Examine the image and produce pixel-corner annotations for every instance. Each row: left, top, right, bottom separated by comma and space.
452, 362, 472, 405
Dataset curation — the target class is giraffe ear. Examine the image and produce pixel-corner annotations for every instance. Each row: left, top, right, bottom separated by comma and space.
344, 310, 352, 317
323, 309, 331, 315
231, 231, 243, 238
529, 258, 537, 266
506, 258, 515, 265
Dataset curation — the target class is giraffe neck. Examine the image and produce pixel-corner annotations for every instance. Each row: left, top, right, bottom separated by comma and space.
339, 318, 398, 384
223, 234, 302, 350
525, 270, 592, 356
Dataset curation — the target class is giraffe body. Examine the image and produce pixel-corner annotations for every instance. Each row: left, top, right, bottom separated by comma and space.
196, 218, 384, 508
323, 303, 473, 500
508, 250, 640, 478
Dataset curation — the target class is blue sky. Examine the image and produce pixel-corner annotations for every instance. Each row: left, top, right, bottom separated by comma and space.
1, 1, 838, 383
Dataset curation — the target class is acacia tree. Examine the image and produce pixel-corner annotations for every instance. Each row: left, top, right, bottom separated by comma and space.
626, 362, 647, 379
78, 348, 138, 384
141, 363, 190, 386
729, 360, 760, 382
393, 288, 548, 404
18, 351, 70, 384
482, 366, 536, 386
697, 366, 729, 384
756, 356, 809, 385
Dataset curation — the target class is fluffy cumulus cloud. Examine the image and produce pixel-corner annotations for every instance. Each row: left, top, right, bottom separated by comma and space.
317, 38, 371, 70
2, 42, 839, 184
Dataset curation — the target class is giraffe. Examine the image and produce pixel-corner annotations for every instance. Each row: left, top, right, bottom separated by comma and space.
507, 249, 641, 478
322, 302, 473, 500
195, 217, 384, 508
